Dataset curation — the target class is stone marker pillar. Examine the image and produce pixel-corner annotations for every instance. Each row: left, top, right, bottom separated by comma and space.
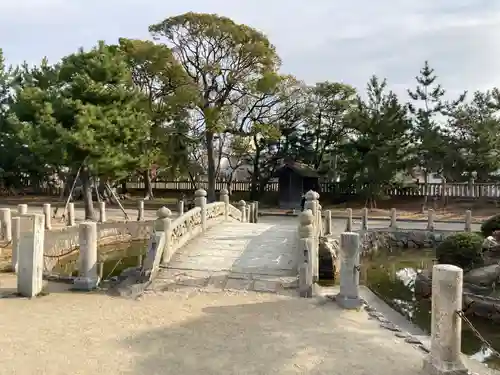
246, 205, 251, 223
17, 204, 28, 215
464, 210, 472, 232
250, 202, 256, 223
155, 207, 173, 264
98, 201, 106, 223
298, 209, 314, 298
422, 264, 468, 375
220, 189, 229, 221
390, 208, 397, 229
0, 208, 12, 242
346, 208, 353, 232
427, 208, 434, 231
42, 204, 51, 230
67, 203, 75, 226
324, 210, 332, 235
336, 232, 362, 309
238, 200, 247, 222
177, 200, 184, 216
254, 201, 259, 223
11, 216, 20, 273
137, 199, 145, 221
74, 222, 99, 291
17, 214, 45, 297
361, 208, 368, 230
194, 189, 207, 231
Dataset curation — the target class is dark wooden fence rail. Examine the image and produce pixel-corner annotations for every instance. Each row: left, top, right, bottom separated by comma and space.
125, 178, 500, 198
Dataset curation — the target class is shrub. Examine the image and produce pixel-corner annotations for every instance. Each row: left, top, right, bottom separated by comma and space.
436, 232, 484, 271
481, 214, 500, 238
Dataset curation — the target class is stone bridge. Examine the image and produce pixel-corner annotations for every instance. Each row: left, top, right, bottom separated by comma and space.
148, 188, 305, 295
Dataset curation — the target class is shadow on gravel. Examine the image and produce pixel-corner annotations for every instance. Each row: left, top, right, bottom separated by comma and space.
121, 297, 423, 375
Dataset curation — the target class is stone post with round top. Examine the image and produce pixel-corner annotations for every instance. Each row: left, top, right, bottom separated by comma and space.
422, 264, 468, 375
194, 189, 207, 231
336, 231, 362, 309
155, 207, 173, 265
238, 200, 247, 222
346, 208, 353, 231
0, 208, 12, 242
73, 221, 98, 291
220, 188, 229, 221
298, 209, 315, 298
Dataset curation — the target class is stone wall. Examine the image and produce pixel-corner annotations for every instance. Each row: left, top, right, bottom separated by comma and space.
359, 229, 458, 256
43, 220, 154, 272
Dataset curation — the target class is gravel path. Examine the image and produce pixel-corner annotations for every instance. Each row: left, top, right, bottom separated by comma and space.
0, 276, 426, 375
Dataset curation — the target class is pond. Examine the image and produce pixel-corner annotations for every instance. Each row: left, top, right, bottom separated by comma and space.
361, 248, 500, 369
52, 240, 149, 280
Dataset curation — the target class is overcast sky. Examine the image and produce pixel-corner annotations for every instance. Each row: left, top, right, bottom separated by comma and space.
0, 0, 497, 100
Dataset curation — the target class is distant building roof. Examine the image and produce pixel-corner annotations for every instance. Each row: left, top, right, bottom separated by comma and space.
275, 161, 320, 178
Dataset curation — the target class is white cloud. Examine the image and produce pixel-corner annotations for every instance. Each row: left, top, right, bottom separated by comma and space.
0, 0, 498, 100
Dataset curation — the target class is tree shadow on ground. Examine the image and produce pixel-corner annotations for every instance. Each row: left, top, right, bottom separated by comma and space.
120, 295, 424, 375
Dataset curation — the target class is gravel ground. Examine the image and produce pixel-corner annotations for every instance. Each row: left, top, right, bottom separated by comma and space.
0, 274, 496, 375
0, 274, 420, 375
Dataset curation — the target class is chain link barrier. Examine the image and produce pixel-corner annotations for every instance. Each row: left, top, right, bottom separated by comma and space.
456, 308, 500, 358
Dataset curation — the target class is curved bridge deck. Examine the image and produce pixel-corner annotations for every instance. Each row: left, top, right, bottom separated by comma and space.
149, 218, 299, 294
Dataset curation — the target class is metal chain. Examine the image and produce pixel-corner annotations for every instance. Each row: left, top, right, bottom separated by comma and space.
456, 310, 500, 358
0, 240, 12, 249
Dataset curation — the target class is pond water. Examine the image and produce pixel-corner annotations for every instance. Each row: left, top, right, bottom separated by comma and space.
52, 240, 148, 280
361, 248, 500, 369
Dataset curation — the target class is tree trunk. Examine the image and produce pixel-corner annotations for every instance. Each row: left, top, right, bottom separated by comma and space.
80, 166, 95, 220
143, 170, 154, 200
205, 131, 216, 202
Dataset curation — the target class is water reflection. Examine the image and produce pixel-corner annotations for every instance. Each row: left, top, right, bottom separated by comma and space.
362, 249, 500, 369
53, 240, 148, 279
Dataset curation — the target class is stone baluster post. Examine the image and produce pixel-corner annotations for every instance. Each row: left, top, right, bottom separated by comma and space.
238, 200, 247, 222
17, 214, 45, 297
156, 207, 173, 264
298, 209, 314, 298
304, 191, 318, 281
220, 189, 229, 221
304, 191, 316, 225
346, 208, 353, 232
17, 204, 28, 215
390, 208, 397, 229
464, 210, 472, 232
194, 189, 207, 232
468, 178, 474, 198
254, 201, 259, 223
73, 221, 98, 291
427, 208, 434, 231
42, 203, 51, 230
98, 201, 106, 223
247, 202, 253, 223
137, 199, 145, 221
422, 264, 467, 375
361, 207, 368, 230
324, 210, 332, 236
11, 216, 20, 273
336, 231, 362, 309
0, 208, 12, 242
177, 200, 184, 216
67, 202, 75, 226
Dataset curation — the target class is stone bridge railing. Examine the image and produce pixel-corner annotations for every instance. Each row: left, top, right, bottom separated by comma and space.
155, 188, 249, 266
297, 190, 323, 297
9, 188, 257, 297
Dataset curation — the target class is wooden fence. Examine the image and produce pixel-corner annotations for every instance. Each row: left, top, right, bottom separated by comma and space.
125, 179, 500, 198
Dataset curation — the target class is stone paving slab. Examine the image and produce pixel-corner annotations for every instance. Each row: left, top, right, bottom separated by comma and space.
157, 220, 300, 294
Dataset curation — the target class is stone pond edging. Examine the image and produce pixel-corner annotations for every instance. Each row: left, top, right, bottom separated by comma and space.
358, 228, 459, 255
43, 220, 154, 272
